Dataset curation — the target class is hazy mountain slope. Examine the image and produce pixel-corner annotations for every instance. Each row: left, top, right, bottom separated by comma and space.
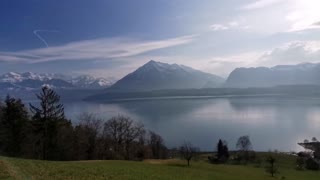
225, 63, 320, 88
108, 60, 224, 92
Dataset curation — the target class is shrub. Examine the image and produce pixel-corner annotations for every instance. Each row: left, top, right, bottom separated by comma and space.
254, 158, 262, 168
305, 158, 319, 170
296, 157, 305, 170
297, 151, 311, 158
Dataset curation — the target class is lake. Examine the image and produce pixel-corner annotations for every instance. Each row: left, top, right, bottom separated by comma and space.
59, 96, 320, 152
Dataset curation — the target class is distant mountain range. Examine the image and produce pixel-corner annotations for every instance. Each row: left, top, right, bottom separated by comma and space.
85, 61, 320, 101
108, 60, 225, 92
4, 61, 320, 101
225, 63, 320, 88
0, 72, 114, 90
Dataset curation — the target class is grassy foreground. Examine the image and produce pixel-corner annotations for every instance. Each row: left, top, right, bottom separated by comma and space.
1, 153, 320, 180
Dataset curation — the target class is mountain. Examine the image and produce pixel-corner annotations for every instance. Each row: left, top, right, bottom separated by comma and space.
225, 63, 320, 88
0, 72, 72, 83
71, 75, 114, 89
0, 72, 114, 90
107, 60, 224, 92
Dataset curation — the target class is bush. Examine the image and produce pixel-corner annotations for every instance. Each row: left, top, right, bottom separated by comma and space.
232, 151, 256, 164
254, 159, 262, 168
297, 151, 311, 158
248, 151, 256, 161
296, 157, 305, 170
230, 154, 242, 165
305, 158, 319, 170
208, 155, 228, 164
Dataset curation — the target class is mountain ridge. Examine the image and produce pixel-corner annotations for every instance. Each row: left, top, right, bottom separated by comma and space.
0, 72, 115, 90
225, 62, 320, 88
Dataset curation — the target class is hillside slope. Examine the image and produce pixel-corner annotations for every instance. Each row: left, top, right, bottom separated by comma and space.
225, 63, 320, 88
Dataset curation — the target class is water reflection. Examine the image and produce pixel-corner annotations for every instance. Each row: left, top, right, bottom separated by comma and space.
63, 97, 320, 152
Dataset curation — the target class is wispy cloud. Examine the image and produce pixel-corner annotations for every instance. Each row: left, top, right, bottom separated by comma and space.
210, 24, 229, 31
189, 40, 320, 77
259, 40, 320, 66
200, 52, 262, 76
241, 0, 285, 10
210, 20, 250, 32
0, 35, 196, 63
285, 1, 320, 32
239, 0, 320, 33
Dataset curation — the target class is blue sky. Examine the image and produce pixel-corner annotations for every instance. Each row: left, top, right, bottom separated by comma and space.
1, 0, 320, 79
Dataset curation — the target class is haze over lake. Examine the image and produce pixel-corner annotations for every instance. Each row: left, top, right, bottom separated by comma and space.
62, 96, 320, 152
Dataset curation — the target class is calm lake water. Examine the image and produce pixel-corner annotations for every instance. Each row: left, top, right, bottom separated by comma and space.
61, 96, 320, 152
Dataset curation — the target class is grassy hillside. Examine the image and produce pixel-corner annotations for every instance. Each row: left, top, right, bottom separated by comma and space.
1, 153, 320, 180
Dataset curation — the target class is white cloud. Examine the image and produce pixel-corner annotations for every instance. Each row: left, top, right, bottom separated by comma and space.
259, 41, 320, 66
200, 52, 262, 76
209, 40, 320, 70
241, 0, 285, 10
239, 0, 320, 33
228, 21, 239, 27
0, 35, 196, 63
69, 40, 320, 79
210, 24, 229, 31
186, 40, 320, 77
285, 0, 320, 32
209, 21, 247, 32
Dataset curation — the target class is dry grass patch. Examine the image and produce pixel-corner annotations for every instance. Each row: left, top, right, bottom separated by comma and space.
0, 160, 12, 179
143, 159, 181, 165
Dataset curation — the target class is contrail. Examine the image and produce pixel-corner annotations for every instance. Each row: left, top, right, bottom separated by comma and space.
33, 29, 59, 47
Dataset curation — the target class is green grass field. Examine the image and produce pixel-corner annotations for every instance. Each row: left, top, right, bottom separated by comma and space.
1, 153, 320, 180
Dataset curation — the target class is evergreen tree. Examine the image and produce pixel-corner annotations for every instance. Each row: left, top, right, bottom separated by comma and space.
217, 139, 229, 162
217, 139, 223, 159
0, 101, 3, 153
29, 86, 68, 160
0, 96, 29, 157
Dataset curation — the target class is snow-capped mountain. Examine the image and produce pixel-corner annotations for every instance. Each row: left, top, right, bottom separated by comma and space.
225, 62, 320, 88
0, 72, 114, 90
0, 72, 72, 83
108, 60, 224, 91
72, 75, 114, 89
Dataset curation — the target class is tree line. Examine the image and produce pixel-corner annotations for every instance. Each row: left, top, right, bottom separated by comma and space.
0, 86, 168, 161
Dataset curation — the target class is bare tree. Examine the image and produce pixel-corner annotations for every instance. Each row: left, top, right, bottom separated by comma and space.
236, 136, 253, 163
74, 113, 102, 160
148, 131, 167, 159
179, 141, 198, 166
236, 136, 252, 151
103, 115, 145, 160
